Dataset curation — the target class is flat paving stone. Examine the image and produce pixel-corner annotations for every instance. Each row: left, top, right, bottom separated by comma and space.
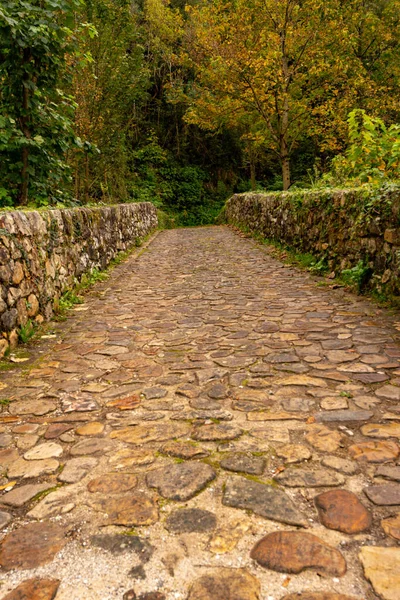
223, 476, 307, 527
75, 421, 104, 436
191, 423, 242, 441
375, 385, 400, 401
9, 400, 57, 416
0, 510, 12, 529
321, 456, 357, 475
381, 513, 400, 540
361, 423, 400, 438
8, 457, 59, 479
110, 423, 189, 444
58, 456, 98, 483
305, 424, 343, 452
315, 410, 373, 423
281, 595, 359, 600
69, 438, 114, 456
27, 488, 75, 519
1, 482, 53, 507
24, 442, 63, 460
0, 522, 66, 570
364, 482, 400, 505
220, 453, 265, 475
349, 440, 399, 463
188, 568, 261, 600
93, 492, 158, 526
147, 462, 216, 501
274, 467, 345, 487
2, 578, 60, 600
165, 508, 217, 533
87, 472, 138, 493
375, 465, 400, 481
276, 444, 312, 464
161, 441, 209, 460
360, 546, 400, 600
250, 531, 346, 576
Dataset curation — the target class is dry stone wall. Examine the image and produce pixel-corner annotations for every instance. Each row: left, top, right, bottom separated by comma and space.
0, 202, 158, 356
225, 187, 400, 297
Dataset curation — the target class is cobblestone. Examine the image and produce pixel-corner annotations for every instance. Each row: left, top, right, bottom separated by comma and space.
0, 226, 399, 598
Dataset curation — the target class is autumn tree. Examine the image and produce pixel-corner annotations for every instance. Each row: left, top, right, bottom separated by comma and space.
181, 0, 375, 190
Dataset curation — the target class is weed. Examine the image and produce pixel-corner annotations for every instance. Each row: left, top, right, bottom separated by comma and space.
0, 398, 11, 406
18, 320, 37, 343
341, 260, 373, 292
58, 291, 83, 314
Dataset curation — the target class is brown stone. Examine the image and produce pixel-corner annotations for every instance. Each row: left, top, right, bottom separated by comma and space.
8, 457, 59, 479
110, 423, 189, 444
305, 424, 343, 452
9, 399, 57, 416
360, 546, 400, 600
364, 483, 400, 505
44, 423, 74, 439
376, 385, 400, 401
188, 568, 260, 600
274, 468, 344, 487
0, 522, 66, 570
381, 513, 400, 540
250, 531, 346, 577
93, 492, 158, 526
1, 482, 53, 507
87, 472, 137, 493
315, 489, 372, 533
191, 423, 242, 441
146, 462, 216, 501
161, 441, 209, 460
0, 448, 19, 469
2, 578, 60, 600
361, 423, 400, 439
276, 444, 312, 463
75, 421, 104, 436
281, 594, 359, 600
106, 395, 141, 410
108, 448, 155, 469
349, 440, 399, 463
375, 465, 400, 481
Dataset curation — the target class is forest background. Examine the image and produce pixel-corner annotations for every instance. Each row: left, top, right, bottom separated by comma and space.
1, 0, 400, 225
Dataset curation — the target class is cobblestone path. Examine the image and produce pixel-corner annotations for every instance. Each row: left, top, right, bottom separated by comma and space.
0, 226, 400, 600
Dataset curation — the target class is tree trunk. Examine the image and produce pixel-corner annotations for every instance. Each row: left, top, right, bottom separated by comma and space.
18, 49, 32, 206
280, 98, 291, 191
250, 158, 256, 190
281, 154, 291, 191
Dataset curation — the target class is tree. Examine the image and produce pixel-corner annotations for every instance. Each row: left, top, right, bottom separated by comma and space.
180, 0, 384, 190
0, 0, 85, 205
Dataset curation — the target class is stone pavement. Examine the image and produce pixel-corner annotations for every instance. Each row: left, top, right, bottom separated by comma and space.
0, 226, 399, 600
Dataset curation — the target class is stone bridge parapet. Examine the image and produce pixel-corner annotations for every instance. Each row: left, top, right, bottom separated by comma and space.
225, 187, 400, 298
0, 202, 158, 356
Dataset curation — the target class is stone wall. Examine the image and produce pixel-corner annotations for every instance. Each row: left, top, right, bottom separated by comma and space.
0, 202, 158, 356
225, 187, 400, 297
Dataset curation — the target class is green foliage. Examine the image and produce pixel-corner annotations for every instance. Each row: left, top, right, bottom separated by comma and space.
325, 110, 400, 186
57, 290, 83, 314
341, 260, 373, 292
0, 0, 92, 206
